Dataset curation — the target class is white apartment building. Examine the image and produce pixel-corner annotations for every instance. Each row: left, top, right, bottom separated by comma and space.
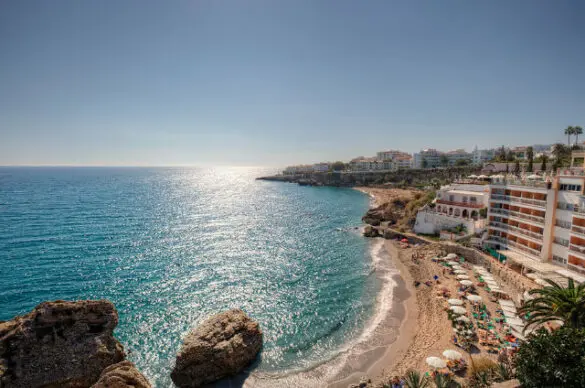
283, 165, 314, 175
412, 148, 472, 168
375, 150, 413, 170
472, 146, 496, 165
485, 152, 585, 278
349, 157, 393, 171
414, 183, 489, 235
312, 163, 330, 173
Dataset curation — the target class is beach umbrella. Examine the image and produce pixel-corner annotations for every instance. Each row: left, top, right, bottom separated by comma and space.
443, 349, 463, 360
527, 174, 540, 179
401, 238, 408, 243
446, 253, 457, 259
450, 306, 467, 315
466, 295, 482, 302
447, 261, 459, 266
478, 175, 489, 179
456, 275, 470, 280
526, 273, 540, 280
460, 280, 473, 286
454, 270, 466, 275
426, 356, 447, 369
455, 316, 471, 323
468, 174, 478, 179
448, 299, 464, 306
452, 265, 463, 270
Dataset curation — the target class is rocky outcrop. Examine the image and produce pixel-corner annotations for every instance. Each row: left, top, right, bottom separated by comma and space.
362, 198, 408, 227
91, 361, 151, 388
363, 225, 380, 237
171, 309, 263, 388
0, 300, 125, 388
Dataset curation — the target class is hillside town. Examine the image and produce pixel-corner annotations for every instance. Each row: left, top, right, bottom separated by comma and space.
283, 144, 556, 175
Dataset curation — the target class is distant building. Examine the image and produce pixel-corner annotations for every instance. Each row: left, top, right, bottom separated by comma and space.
283, 164, 314, 175
312, 163, 330, 173
412, 149, 443, 169
349, 157, 393, 171
472, 146, 496, 165
511, 146, 529, 160
445, 149, 473, 166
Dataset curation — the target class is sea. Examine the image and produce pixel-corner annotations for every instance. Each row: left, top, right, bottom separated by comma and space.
0, 167, 396, 387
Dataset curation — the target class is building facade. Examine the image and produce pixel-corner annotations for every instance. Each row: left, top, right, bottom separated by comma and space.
472, 146, 496, 165
485, 161, 585, 275
414, 183, 489, 235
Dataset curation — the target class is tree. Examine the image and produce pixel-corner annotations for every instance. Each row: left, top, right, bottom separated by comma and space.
515, 328, 585, 388
526, 146, 534, 172
552, 143, 571, 168
422, 158, 428, 169
540, 154, 547, 172
565, 125, 575, 146
497, 145, 506, 162
520, 278, 585, 330
575, 125, 584, 145
506, 150, 514, 161
455, 159, 469, 166
440, 154, 449, 167
331, 161, 345, 171
505, 163, 509, 173
513, 160, 520, 175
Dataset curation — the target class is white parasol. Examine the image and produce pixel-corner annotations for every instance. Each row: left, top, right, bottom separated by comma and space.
443, 349, 463, 360
456, 274, 470, 280
450, 306, 467, 315
448, 299, 464, 306
468, 174, 478, 179
446, 253, 458, 260
455, 316, 471, 323
466, 294, 482, 302
459, 280, 473, 286
527, 174, 540, 179
426, 356, 447, 369
447, 261, 459, 266
454, 269, 467, 274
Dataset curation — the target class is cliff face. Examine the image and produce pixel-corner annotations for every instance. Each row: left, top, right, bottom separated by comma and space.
91, 361, 151, 388
257, 166, 481, 187
171, 309, 263, 388
0, 300, 125, 388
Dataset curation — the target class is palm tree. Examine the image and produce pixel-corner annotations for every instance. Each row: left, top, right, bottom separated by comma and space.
432, 373, 460, 388
540, 154, 548, 172
565, 126, 575, 146
403, 370, 430, 388
520, 278, 585, 331
526, 146, 534, 172
574, 126, 583, 145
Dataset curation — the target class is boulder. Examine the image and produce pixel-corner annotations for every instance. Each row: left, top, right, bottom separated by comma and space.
171, 309, 262, 388
0, 300, 125, 388
91, 361, 151, 388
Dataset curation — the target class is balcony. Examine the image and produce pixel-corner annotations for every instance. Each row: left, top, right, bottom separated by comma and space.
570, 244, 585, 258
572, 225, 585, 237
491, 179, 549, 188
490, 208, 509, 216
489, 194, 546, 208
436, 199, 484, 209
508, 210, 545, 225
507, 240, 542, 257
488, 221, 543, 241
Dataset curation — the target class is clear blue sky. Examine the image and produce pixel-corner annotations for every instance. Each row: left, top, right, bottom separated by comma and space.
1, 1, 584, 166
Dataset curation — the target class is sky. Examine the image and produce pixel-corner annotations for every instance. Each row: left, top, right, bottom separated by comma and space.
0, 1, 584, 167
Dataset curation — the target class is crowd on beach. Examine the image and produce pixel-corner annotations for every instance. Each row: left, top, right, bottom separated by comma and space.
369, 240, 523, 387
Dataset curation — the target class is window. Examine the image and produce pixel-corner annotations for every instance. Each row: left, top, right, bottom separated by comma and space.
470, 197, 477, 203
462, 196, 468, 203
449, 195, 455, 202
437, 193, 442, 198
557, 202, 575, 211
559, 184, 582, 192
554, 237, 570, 247
556, 219, 572, 229
553, 255, 568, 265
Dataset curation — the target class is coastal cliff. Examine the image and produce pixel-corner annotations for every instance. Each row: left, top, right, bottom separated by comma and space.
257, 166, 481, 188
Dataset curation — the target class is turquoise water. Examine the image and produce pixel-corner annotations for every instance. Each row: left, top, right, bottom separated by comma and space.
0, 167, 377, 386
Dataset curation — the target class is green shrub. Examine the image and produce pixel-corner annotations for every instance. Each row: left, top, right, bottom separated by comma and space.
515, 328, 585, 388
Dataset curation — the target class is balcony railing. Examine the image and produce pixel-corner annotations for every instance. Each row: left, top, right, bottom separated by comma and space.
489, 194, 546, 208
572, 225, 585, 236
488, 221, 543, 241
436, 199, 484, 209
491, 179, 549, 188
508, 210, 545, 224
507, 240, 542, 257
570, 244, 585, 256
490, 208, 509, 216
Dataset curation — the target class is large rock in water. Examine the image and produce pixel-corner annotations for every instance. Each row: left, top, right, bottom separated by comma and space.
91, 361, 151, 388
0, 300, 125, 388
171, 309, 263, 388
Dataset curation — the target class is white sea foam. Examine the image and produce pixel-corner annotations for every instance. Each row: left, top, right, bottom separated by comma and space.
246, 239, 403, 387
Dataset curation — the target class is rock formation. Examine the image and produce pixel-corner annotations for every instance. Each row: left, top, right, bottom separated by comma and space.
0, 300, 125, 388
363, 225, 380, 237
171, 309, 263, 388
91, 361, 151, 388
